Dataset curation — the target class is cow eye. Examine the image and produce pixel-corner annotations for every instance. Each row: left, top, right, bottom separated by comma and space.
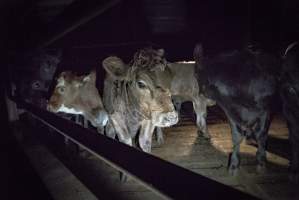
137, 81, 146, 89
58, 87, 65, 94
32, 81, 40, 89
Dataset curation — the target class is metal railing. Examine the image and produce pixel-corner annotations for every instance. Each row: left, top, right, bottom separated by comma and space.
14, 98, 257, 200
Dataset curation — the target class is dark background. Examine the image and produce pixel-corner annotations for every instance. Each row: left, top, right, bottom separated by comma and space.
1, 0, 299, 63
2, 0, 298, 90
0, 0, 299, 198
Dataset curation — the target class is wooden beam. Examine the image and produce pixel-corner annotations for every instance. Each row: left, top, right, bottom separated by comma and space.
14, 98, 258, 200
32, 0, 121, 49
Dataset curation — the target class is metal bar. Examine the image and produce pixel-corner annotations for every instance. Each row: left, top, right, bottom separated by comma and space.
14, 98, 257, 200
34, 0, 121, 48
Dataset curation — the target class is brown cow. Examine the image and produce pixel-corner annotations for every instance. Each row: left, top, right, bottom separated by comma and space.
47, 70, 108, 130
102, 48, 178, 154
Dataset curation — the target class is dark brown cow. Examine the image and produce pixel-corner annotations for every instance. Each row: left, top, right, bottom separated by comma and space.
194, 44, 279, 176
280, 41, 299, 183
102, 48, 178, 154
47, 70, 108, 129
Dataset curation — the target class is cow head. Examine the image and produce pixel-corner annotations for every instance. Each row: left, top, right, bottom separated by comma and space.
103, 48, 178, 127
47, 70, 108, 127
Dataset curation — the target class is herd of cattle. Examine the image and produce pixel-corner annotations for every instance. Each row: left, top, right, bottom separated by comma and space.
45, 42, 299, 183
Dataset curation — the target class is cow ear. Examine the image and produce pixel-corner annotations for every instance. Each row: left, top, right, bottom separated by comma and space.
58, 72, 65, 79
83, 70, 96, 84
102, 56, 127, 80
193, 44, 203, 63
56, 72, 66, 85
157, 49, 165, 57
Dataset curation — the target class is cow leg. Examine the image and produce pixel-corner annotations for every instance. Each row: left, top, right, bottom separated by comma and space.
228, 119, 244, 176
111, 123, 132, 146
83, 117, 88, 128
193, 99, 209, 139
284, 113, 299, 183
139, 120, 155, 153
110, 116, 133, 182
75, 115, 81, 125
287, 124, 299, 183
281, 89, 299, 183
172, 98, 182, 115
291, 151, 299, 184
105, 121, 116, 139
254, 112, 270, 173
155, 127, 164, 145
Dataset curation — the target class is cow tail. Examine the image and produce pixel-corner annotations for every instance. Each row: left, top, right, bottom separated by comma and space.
284, 41, 298, 58
193, 43, 204, 70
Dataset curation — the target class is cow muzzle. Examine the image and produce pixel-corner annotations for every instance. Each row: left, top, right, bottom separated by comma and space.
93, 110, 109, 127
154, 111, 178, 127
47, 103, 58, 113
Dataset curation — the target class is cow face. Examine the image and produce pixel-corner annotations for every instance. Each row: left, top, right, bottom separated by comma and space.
47, 70, 108, 127
103, 49, 178, 127
134, 65, 178, 127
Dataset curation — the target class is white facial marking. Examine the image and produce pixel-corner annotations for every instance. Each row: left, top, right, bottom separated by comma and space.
152, 111, 178, 127
177, 60, 195, 64
57, 104, 83, 115
56, 79, 65, 87
83, 75, 90, 82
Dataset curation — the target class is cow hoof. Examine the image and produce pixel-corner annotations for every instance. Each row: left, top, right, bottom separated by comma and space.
256, 164, 266, 174
120, 172, 128, 182
197, 130, 210, 140
228, 166, 239, 176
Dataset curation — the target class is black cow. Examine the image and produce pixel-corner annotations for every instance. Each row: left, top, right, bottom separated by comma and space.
193, 44, 279, 175
280, 41, 299, 183
10, 50, 61, 108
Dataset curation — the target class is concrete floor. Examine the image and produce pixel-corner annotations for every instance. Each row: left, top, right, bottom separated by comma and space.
18, 105, 299, 200
153, 106, 296, 200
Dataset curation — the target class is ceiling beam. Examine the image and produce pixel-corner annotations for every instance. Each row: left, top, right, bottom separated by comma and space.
31, 0, 121, 49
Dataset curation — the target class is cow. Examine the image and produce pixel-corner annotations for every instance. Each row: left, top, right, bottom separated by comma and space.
155, 61, 216, 145
47, 70, 109, 131
193, 44, 280, 175
11, 50, 61, 109
280, 41, 299, 183
102, 47, 178, 158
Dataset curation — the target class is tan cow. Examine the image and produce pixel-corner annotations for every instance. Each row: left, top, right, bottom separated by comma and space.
155, 61, 216, 144
102, 48, 178, 154
47, 70, 108, 130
